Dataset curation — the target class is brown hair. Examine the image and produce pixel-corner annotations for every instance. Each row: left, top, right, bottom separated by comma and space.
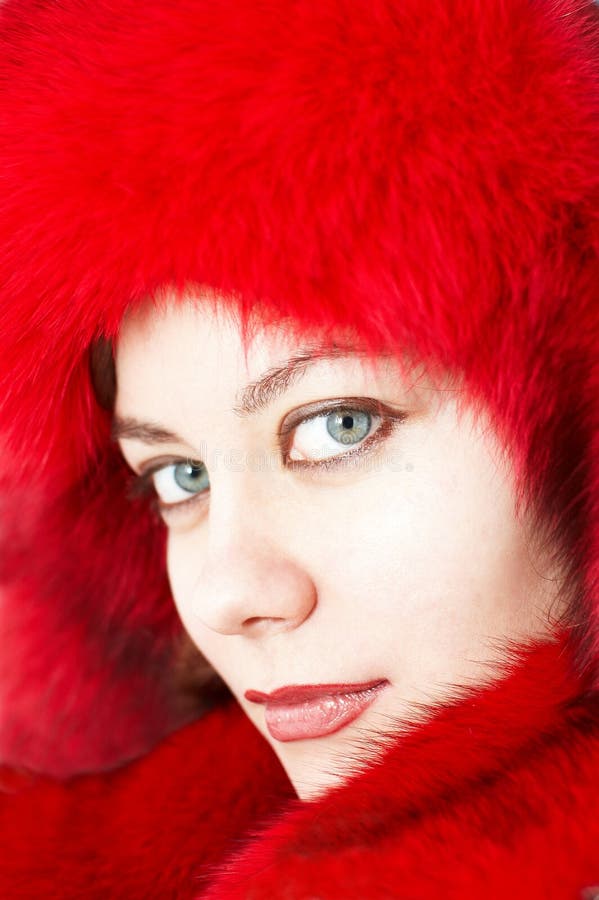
89, 337, 117, 411
167, 630, 231, 720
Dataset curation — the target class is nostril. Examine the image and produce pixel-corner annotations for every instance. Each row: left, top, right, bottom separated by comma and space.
242, 615, 293, 633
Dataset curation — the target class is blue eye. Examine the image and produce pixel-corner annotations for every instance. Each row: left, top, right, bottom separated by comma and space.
287, 407, 378, 462
152, 460, 209, 505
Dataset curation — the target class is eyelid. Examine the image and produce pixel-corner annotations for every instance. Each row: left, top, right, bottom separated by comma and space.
278, 396, 406, 467
126, 456, 206, 519
135, 454, 190, 478
279, 396, 383, 435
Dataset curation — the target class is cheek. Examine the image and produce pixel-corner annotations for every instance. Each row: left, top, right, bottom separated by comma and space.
317, 463, 526, 644
166, 533, 216, 655
304, 479, 423, 637
166, 534, 194, 617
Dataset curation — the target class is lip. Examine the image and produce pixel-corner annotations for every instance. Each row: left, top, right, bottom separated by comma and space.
244, 680, 389, 742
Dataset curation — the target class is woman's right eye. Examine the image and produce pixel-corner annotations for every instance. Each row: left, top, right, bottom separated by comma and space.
151, 460, 209, 506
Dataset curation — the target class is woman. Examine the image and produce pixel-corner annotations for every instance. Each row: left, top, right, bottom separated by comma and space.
0, 0, 597, 897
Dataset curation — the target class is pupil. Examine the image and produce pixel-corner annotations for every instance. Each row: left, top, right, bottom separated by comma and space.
342, 415, 354, 429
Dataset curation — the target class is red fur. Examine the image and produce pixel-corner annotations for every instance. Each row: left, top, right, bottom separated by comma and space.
0, 0, 597, 893
1, 633, 598, 896
202, 634, 599, 898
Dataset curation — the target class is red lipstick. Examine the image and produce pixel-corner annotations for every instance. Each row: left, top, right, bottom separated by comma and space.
244, 679, 389, 742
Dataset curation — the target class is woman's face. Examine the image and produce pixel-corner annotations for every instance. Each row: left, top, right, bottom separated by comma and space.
115, 294, 566, 800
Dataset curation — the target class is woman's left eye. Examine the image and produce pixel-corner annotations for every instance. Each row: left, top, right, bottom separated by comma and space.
281, 399, 404, 467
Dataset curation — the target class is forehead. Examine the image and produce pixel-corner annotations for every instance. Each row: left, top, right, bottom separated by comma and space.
118, 295, 311, 378
117, 296, 251, 376
115, 293, 410, 403
113, 291, 462, 461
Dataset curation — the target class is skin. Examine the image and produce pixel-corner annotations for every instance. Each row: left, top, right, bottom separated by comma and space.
115, 290, 567, 801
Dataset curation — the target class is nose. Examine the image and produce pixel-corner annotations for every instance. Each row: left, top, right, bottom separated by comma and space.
189, 526, 317, 638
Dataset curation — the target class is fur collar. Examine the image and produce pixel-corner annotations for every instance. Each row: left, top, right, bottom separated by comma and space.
1, 630, 598, 897
201, 631, 599, 898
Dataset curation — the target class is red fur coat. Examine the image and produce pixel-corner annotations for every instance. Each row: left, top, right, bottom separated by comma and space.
1, 632, 598, 898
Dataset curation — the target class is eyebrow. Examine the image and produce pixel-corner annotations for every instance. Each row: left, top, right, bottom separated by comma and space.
112, 343, 369, 445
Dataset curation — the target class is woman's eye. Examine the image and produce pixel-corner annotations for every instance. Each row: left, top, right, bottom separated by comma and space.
286, 406, 381, 464
151, 460, 209, 505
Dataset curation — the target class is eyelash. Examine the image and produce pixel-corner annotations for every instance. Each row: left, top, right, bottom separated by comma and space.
128, 398, 407, 522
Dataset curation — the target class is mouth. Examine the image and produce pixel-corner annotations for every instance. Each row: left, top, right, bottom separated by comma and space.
244, 679, 389, 742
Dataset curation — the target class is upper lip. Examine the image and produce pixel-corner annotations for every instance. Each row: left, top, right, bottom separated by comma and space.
244, 679, 388, 705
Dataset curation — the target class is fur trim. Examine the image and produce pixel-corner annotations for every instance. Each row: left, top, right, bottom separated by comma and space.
0, 631, 597, 897
203, 634, 599, 897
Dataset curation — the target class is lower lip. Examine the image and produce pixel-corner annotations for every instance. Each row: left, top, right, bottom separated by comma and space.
263, 682, 389, 742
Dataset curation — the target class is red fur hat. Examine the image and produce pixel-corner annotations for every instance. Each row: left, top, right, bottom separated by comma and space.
0, 0, 597, 776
